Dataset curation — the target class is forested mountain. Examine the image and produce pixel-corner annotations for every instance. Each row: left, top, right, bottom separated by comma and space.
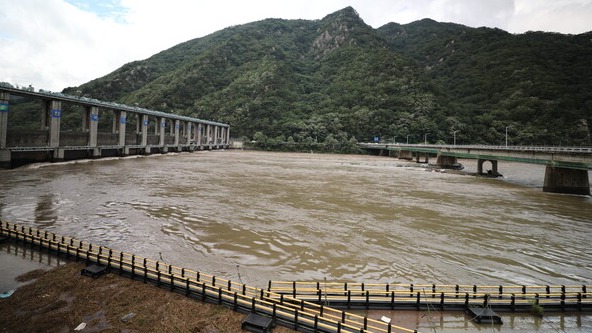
63, 7, 592, 150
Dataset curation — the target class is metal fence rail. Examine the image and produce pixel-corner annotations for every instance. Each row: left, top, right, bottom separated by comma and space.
268, 281, 592, 312
0, 221, 418, 333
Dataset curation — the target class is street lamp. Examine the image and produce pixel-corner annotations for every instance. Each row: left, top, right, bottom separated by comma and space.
424, 133, 430, 145
406, 135, 411, 144
453, 130, 460, 146
505, 126, 511, 147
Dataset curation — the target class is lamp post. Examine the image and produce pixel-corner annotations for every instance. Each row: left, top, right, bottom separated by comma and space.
424, 133, 430, 145
505, 126, 511, 147
406, 135, 411, 144
453, 130, 460, 146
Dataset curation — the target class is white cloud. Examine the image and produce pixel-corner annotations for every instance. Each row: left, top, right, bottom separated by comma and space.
0, 0, 128, 90
509, 0, 592, 33
1, 0, 590, 92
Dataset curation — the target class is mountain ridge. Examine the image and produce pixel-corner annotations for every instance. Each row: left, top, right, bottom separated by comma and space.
63, 7, 592, 149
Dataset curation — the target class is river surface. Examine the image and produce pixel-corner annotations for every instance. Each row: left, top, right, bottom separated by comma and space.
1, 150, 591, 331
1, 150, 591, 287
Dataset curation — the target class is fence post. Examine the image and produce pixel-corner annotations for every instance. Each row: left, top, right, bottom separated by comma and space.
143, 259, 148, 283
391, 291, 395, 309
347, 290, 351, 309
273, 303, 277, 321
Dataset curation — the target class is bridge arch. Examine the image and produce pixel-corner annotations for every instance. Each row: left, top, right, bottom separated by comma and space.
477, 159, 500, 176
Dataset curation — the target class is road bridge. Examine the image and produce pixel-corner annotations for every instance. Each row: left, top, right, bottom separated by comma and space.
359, 143, 592, 195
0, 86, 230, 168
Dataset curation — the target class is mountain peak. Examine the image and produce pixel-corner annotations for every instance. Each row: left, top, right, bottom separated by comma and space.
319, 6, 365, 27
311, 6, 378, 55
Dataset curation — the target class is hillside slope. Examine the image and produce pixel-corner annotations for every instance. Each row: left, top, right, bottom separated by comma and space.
64, 7, 592, 148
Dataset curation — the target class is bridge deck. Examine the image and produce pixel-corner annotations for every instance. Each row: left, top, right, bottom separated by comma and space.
360, 143, 592, 170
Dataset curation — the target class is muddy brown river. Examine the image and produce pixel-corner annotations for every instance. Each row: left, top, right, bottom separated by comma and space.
1, 150, 591, 331
1, 150, 591, 286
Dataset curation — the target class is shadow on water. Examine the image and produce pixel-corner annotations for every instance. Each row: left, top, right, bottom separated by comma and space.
0, 242, 66, 292
34, 194, 57, 227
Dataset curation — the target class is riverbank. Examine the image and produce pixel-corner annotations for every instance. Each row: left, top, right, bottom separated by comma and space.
0, 261, 296, 333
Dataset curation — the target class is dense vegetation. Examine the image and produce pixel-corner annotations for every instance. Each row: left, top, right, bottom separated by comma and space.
61, 7, 591, 151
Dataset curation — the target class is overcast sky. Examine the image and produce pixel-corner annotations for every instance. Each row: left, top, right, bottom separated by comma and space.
1, 0, 590, 92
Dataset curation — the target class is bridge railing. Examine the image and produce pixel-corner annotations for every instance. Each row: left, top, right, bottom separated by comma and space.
359, 143, 592, 154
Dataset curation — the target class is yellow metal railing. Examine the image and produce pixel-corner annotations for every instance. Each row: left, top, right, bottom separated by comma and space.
0, 221, 418, 333
268, 281, 592, 311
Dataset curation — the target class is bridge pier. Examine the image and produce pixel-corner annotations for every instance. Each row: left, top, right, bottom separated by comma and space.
0, 150, 10, 169
398, 150, 413, 160
477, 159, 501, 177
543, 165, 590, 195
416, 152, 428, 164
436, 155, 458, 168
54, 148, 65, 162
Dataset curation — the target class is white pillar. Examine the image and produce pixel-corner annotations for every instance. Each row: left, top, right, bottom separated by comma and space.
159, 117, 166, 146
48, 100, 62, 148
174, 120, 180, 146
0, 92, 9, 149
88, 106, 99, 147
141, 114, 148, 146
118, 111, 127, 146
